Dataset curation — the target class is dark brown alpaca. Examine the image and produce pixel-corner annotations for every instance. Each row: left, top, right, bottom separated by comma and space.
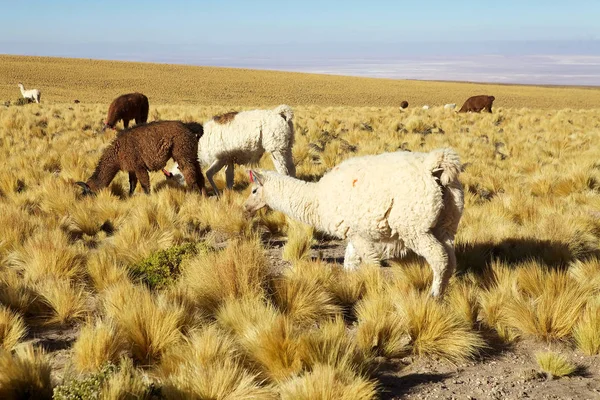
458, 95, 495, 113
76, 121, 206, 196
400, 100, 409, 109
103, 92, 149, 131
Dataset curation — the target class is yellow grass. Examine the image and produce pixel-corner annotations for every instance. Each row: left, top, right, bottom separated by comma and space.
278, 364, 378, 400
1, 55, 600, 396
282, 219, 315, 262
535, 351, 577, 379
2, 55, 600, 109
0, 305, 27, 351
72, 319, 127, 373
573, 300, 600, 355
0, 344, 53, 399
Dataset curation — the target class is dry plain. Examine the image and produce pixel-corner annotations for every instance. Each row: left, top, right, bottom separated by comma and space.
1, 55, 600, 399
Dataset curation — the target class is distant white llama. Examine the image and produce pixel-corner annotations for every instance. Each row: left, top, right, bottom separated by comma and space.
18, 83, 41, 103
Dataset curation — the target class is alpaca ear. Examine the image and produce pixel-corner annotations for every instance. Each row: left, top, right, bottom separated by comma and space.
249, 170, 264, 185
75, 181, 94, 196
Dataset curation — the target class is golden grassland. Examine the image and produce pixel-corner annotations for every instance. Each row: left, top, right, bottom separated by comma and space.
0, 56, 600, 397
2, 54, 600, 108
0, 101, 599, 397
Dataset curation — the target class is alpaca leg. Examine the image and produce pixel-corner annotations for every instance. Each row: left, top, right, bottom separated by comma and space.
345, 237, 381, 270
410, 233, 449, 298
343, 242, 361, 271
225, 162, 235, 189
434, 231, 457, 289
135, 169, 151, 194
179, 161, 207, 196
128, 172, 138, 196
205, 159, 226, 197
270, 150, 296, 177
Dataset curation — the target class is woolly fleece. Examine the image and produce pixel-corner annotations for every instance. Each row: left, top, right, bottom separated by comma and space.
245, 148, 464, 297
170, 105, 295, 195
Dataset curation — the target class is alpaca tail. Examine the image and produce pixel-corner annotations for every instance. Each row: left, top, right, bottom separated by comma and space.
184, 122, 204, 139
425, 148, 461, 186
274, 104, 294, 122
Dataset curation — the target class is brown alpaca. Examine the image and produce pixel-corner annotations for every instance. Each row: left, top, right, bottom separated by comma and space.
76, 121, 206, 196
400, 100, 409, 109
458, 95, 495, 113
103, 92, 149, 131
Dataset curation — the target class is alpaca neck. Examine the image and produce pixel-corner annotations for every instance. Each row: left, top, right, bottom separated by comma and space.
19, 86, 26, 96
264, 174, 321, 229
87, 145, 120, 191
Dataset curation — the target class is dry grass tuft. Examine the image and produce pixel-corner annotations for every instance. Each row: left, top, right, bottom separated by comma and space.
0, 305, 27, 351
180, 239, 269, 315
161, 358, 276, 400
355, 292, 409, 359
573, 300, 600, 355
446, 279, 480, 327
282, 219, 314, 262
8, 231, 86, 283
0, 269, 45, 317
271, 267, 341, 325
72, 319, 128, 373
103, 283, 185, 365
506, 267, 591, 341
236, 314, 302, 383
35, 279, 90, 325
395, 291, 486, 362
0, 343, 53, 399
99, 358, 151, 400
86, 251, 129, 293
158, 325, 239, 377
279, 364, 378, 400
569, 258, 600, 293
535, 351, 576, 379
298, 318, 371, 374
389, 259, 433, 293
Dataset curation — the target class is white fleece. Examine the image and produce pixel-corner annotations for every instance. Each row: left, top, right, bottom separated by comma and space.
247, 148, 464, 297
172, 105, 295, 195
18, 83, 41, 103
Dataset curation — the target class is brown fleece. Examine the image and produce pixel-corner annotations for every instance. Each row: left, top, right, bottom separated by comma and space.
458, 95, 495, 113
83, 121, 206, 196
105, 92, 149, 129
212, 111, 238, 124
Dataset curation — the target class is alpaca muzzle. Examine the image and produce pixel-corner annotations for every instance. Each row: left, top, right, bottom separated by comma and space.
75, 181, 95, 196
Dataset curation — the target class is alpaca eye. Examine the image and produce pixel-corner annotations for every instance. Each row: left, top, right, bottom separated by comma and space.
252, 188, 257, 194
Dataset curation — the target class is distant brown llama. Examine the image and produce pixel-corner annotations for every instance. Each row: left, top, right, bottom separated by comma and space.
103, 92, 149, 130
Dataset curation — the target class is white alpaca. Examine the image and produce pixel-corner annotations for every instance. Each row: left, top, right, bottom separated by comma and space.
166, 105, 295, 196
18, 83, 41, 103
244, 148, 464, 297
444, 103, 456, 110
422, 105, 430, 110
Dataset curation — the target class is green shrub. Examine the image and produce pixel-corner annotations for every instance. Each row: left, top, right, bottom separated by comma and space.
53, 363, 117, 400
130, 242, 206, 290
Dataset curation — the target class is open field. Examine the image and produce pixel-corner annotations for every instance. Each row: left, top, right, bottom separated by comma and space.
1, 56, 600, 399
2, 55, 600, 108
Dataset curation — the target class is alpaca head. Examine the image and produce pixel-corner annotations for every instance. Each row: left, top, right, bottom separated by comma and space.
75, 181, 95, 197
243, 170, 266, 216
101, 120, 114, 132
17, 83, 24, 89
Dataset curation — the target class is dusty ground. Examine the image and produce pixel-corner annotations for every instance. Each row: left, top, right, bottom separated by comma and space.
34, 237, 600, 399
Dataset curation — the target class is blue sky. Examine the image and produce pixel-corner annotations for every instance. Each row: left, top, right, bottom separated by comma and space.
1, 1, 599, 85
